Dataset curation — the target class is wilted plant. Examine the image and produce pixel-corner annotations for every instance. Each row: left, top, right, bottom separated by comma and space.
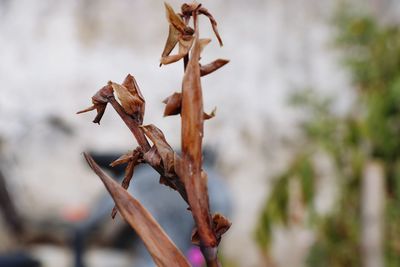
78, 2, 230, 266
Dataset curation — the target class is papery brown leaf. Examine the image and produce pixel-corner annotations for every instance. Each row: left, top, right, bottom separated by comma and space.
83, 153, 190, 267
160, 35, 194, 65
191, 213, 231, 246
163, 92, 182, 116
164, 2, 188, 34
199, 7, 223, 46
181, 25, 216, 247
200, 59, 229, 77
122, 74, 145, 122
111, 82, 145, 119
143, 146, 162, 168
203, 107, 216, 120
141, 124, 175, 175
161, 25, 180, 61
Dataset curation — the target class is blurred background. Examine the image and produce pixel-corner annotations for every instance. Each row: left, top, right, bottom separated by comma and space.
1, 0, 400, 266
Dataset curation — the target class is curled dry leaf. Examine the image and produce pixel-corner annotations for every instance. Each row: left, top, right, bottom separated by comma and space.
191, 213, 231, 246
161, 2, 195, 66
143, 146, 162, 168
199, 7, 223, 46
111, 81, 145, 122
163, 92, 216, 120
83, 153, 190, 267
163, 92, 182, 116
164, 2, 188, 34
160, 35, 194, 65
77, 84, 114, 124
160, 25, 180, 60
141, 124, 175, 175
181, 2, 202, 16
200, 59, 229, 77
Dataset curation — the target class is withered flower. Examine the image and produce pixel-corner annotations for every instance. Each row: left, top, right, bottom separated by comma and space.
160, 3, 195, 66
77, 84, 113, 124
112, 74, 145, 123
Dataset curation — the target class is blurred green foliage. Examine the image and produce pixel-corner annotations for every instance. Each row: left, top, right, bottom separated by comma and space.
255, 6, 400, 267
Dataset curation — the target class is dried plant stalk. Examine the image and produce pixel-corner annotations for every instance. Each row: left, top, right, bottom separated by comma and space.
78, 2, 230, 266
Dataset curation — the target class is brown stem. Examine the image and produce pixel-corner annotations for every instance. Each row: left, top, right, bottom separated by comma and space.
108, 97, 151, 151
107, 96, 189, 204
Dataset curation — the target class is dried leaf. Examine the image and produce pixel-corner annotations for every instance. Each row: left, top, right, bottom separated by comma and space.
83, 153, 190, 267
122, 75, 145, 106
164, 2, 188, 34
161, 25, 180, 60
111, 82, 145, 119
160, 35, 194, 65
163, 92, 182, 116
141, 124, 175, 174
200, 59, 229, 77
191, 213, 231, 246
110, 151, 134, 167
199, 7, 223, 46
203, 107, 216, 120
143, 146, 162, 168
77, 84, 113, 124
111, 148, 143, 218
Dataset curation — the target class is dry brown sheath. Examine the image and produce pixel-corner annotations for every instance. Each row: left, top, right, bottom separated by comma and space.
180, 14, 217, 248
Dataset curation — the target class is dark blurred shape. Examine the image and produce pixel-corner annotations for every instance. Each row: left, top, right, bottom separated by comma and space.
0, 170, 24, 237
0, 251, 40, 267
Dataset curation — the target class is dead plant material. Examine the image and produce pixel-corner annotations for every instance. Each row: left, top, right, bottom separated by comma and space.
78, 2, 230, 266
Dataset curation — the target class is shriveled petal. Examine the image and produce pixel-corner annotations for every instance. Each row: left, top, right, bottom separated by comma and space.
141, 124, 175, 174
111, 82, 144, 117
161, 25, 180, 60
200, 59, 229, 77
